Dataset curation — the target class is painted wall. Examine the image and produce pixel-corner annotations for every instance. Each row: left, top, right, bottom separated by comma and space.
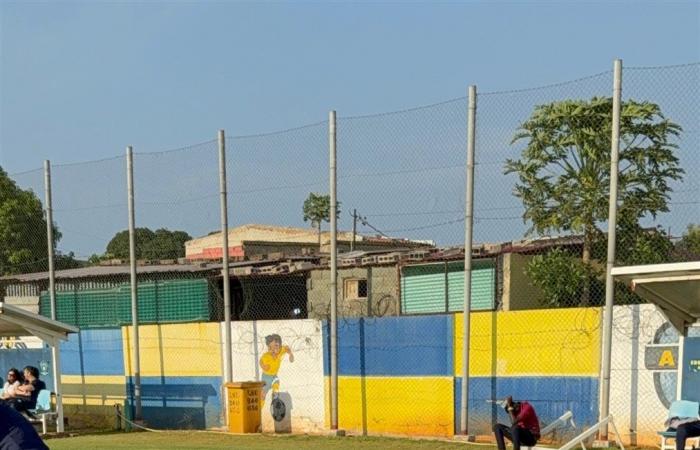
60, 328, 126, 429
324, 316, 455, 437
453, 308, 601, 437
2, 303, 689, 443
681, 332, 700, 402
609, 304, 682, 446
0, 347, 53, 390
123, 323, 223, 429
224, 319, 326, 433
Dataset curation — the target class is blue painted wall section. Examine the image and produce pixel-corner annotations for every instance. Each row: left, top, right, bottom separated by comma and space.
0, 347, 54, 389
61, 328, 124, 376
127, 376, 222, 429
323, 316, 454, 376
681, 336, 700, 402
454, 377, 599, 436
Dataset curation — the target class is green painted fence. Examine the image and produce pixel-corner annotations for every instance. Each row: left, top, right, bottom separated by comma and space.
39, 278, 214, 328
401, 259, 495, 314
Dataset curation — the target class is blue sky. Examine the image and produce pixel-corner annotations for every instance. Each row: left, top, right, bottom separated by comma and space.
2, 1, 698, 171
1, 2, 698, 255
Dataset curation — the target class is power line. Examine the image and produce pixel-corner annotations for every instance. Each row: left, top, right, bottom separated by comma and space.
350, 210, 391, 239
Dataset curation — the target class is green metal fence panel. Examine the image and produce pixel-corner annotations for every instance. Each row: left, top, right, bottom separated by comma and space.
143, 279, 211, 324
401, 263, 447, 314
446, 260, 495, 312
401, 259, 496, 314
40, 278, 213, 328
40, 287, 123, 328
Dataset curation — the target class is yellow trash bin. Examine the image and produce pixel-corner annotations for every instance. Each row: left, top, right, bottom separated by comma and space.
225, 381, 265, 433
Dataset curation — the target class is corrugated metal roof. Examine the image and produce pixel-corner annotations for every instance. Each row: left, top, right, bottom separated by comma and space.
1, 257, 320, 283
1, 264, 212, 282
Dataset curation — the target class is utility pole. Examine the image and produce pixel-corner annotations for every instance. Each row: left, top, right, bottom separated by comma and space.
351, 209, 357, 251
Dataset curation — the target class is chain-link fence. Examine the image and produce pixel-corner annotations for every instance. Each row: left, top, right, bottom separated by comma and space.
0, 61, 697, 442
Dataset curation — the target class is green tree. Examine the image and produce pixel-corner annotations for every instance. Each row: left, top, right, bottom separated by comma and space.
0, 166, 61, 275
525, 248, 603, 308
105, 228, 155, 260
675, 224, 700, 260
104, 227, 190, 260
505, 98, 683, 305
142, 229, 192, 260
303, 193, 341, 248
55, 251, 88, 270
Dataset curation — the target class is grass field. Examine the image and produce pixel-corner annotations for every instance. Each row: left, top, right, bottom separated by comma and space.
46, 432, 487, 450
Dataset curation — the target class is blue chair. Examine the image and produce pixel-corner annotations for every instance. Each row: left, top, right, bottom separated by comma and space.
27, 390, 57, 435
659, 400, 700, 450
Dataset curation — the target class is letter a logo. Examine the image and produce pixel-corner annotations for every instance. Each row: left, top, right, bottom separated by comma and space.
658, 350, 675, 367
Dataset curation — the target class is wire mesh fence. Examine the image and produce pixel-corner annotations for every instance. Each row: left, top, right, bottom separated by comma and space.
0, 61, 697, 441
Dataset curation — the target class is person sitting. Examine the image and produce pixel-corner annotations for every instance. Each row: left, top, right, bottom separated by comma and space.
5, 366, 45, 417
493, 396, 541, 450
1, 368, 23, 400
666, 408, 700, 450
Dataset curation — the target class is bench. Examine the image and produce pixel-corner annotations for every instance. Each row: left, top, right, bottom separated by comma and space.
558, 415, 624, 450
659, 400, 700, 450
27, 390, 57, 435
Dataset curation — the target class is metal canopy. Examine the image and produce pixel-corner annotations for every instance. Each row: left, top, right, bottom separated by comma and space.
0, 302, 77, 433
611, 261, 700, 335
0, 302, 77, 343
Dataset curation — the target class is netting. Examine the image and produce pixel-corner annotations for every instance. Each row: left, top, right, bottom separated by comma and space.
0, 61, 697, 442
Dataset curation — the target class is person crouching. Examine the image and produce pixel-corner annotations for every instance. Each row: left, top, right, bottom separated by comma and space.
493, 396, 541, 450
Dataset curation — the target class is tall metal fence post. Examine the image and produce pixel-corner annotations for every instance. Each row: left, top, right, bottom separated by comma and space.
460, 85, 477, 436
126, 146, 142, 421
600, 58, 622, 439
44, 160, 64, 433
219, 129, 233, 385
329, 110, 339, 431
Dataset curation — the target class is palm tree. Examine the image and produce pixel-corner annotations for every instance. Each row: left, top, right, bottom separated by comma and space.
303, 193, 341, 248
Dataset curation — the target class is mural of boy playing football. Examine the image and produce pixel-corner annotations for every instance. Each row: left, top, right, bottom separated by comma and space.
259, 334, 294, 406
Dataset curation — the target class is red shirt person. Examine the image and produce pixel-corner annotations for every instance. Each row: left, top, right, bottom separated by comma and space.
493, 396, 541, 450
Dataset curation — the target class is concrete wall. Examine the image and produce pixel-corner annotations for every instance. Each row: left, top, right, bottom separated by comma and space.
501, 253, 544, 311
453, 308, 601, 437
185, 224, 356, 259
307, 266, 399, 319
224, 319, 326, 433
609, 304, 681, 446
4, 296, 40, 314
326, 316, 455, 437
326, 308, 601, 438
122, 323, 223, 429
61, 328, 127, 430
1, 302, 686, 443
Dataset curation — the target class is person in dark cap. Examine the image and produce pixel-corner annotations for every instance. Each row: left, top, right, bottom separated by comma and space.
0, 402, 49, 450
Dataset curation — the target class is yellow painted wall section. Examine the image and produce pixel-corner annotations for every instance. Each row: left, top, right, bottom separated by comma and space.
122, 323, 222, 377
325, 376, 454, 437
61, 375, 126, 406
454, 308, 601, 377
453, 312, 496, 377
